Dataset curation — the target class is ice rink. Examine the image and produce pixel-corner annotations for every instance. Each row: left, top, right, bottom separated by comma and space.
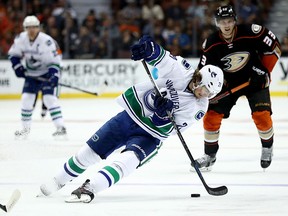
0, 96, 287, 216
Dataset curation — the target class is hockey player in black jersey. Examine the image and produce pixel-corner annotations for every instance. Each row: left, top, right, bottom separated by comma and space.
192, 5, 282, 171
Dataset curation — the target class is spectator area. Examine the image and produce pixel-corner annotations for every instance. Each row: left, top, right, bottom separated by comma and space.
0, 0, 284, 60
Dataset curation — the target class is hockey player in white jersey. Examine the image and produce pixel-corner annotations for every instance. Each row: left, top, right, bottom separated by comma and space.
39, 35, 223, 203
8, 15, 66, 138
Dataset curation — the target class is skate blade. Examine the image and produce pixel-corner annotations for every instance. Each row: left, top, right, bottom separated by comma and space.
14, 134, 29, 140
65, 194, 91, 203
190, 166, 213, 172
36, 192, 44, 198
53, 135, 68, 141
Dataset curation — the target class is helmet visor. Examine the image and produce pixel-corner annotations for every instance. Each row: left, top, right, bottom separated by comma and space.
195, 85, 215, 99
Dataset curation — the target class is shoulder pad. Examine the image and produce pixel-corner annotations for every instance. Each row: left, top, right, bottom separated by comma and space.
237, 24, 264, 37
202, 32, 220, 51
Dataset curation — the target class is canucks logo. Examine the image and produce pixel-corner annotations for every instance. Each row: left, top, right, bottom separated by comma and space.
195, 110, 205, 120
26, 55, 41, 70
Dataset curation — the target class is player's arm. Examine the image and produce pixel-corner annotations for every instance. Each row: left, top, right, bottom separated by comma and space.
8, 35, 26, 77
257, 26, 282, 73
130, 35, 162, 62
150, 92, 174, 127
197, 39, 218, 70
8, 36, 26, 78
8, 55, 26, 78
130, 35, 180, 77
44, 38, 62, 87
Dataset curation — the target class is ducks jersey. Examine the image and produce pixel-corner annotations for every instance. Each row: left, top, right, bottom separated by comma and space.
198, 24, 281, 88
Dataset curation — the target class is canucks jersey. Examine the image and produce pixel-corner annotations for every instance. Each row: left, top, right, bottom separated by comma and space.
198, 24, 281, 88
8, 32, 61, 77
117, 47, 208, 140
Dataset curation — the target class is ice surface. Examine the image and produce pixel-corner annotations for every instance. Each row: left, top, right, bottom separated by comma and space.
0, 97, 287, 216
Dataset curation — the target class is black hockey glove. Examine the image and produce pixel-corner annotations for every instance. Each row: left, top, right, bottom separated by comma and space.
14, 65, 26, 78
250, 71, 270, 91
47, 69, 59, 87
151, 94, 174, 126
10, 56, 26, 78
130, 35, 156, 61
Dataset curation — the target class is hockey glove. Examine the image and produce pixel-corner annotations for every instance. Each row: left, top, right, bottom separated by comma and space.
250, 71, 270, 91
9, 56, 26, 78
131, 35, 159, 61
151, 94, 174, 126
14, 65, 27, 78
47, 68, 59, 87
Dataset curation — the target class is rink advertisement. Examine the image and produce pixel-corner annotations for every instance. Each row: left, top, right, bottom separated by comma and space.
0, 58, 287, 99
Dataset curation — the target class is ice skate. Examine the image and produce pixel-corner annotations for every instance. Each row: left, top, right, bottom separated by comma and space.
38, 178, 64, 197
65, 179, 95, 203
52, 127, 67, 138
261, 146, 273, 170
14, 127, 30, 139
190, 154, 216, 172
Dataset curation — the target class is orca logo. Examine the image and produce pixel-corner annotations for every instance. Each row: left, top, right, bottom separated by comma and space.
211, 71, 217, 78
195, 111, 205, 120
91, 133, 99, 142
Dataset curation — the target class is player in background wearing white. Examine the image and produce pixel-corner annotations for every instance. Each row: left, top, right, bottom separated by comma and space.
8, 15, 66, 139
39, 35, 224, 203
33, 40, 63, 119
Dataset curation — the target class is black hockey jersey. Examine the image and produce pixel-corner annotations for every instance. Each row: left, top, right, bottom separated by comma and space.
198, 24, 281, 88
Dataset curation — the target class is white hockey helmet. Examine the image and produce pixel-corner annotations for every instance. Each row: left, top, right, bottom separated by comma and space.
198, 65, 224, 99
23, 15, 40, 29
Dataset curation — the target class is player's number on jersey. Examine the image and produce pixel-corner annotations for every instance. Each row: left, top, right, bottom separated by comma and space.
263, 31, 276, 47
200, 55, 207, 66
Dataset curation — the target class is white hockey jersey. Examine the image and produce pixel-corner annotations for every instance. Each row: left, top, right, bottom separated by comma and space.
8, 32, 61, 77
117, 47, 209, 140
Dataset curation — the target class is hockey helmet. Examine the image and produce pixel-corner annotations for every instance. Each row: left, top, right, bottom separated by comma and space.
23, 15, 40, 28
215, 5, 237, 21
198, 65, 224, 99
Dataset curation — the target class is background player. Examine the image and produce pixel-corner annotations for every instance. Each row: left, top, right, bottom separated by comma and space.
8, 15, 67, 139
192, 5, 281, 171
38, 35, 223, 203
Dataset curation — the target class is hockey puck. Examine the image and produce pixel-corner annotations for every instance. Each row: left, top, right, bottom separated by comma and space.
191, 193, 200, 198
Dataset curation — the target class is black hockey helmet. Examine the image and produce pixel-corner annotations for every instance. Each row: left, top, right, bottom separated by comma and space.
215, 5, 237, 21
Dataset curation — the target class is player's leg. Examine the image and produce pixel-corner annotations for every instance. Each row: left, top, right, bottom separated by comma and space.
247, 88, 273, 169
66, 150, 140, 203
193, 110, 223, 171
39, 111, 131, 197
66, 112, 162, 203
191, 95, 237, 172
42, 83, 66, 137
15, 78, 39, 139
39, 144, 102, 196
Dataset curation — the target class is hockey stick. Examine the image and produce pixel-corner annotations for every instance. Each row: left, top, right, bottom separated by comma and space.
279, 61, 287, 80
0, 189, 21, 213
27, 76, 108, 96
141, 60, 228, 196
209, 81, 250, 104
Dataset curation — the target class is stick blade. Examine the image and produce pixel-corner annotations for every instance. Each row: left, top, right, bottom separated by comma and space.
5, 189, 21, 212
207, 186, 228, 196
